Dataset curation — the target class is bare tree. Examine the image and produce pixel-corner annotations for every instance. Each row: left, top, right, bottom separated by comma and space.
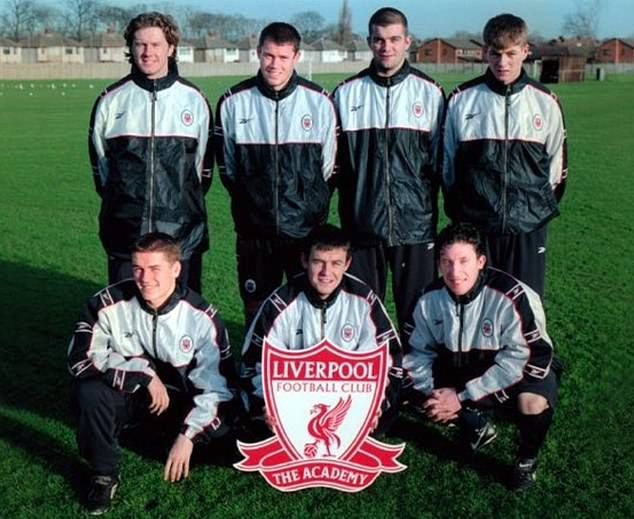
63, 0, 100, 41
562, 0, 602, 39
97, 4, 132, 32
334, 0, 353, 46
1, 0, 36, 40
290, 10, 325, 42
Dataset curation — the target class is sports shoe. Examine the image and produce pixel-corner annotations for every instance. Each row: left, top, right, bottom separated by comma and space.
86, 475, 119, 515
511, 457, 538, 491
459, 408, 497, 453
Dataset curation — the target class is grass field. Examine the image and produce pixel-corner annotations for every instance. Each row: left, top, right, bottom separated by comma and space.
0, 71, 633, 518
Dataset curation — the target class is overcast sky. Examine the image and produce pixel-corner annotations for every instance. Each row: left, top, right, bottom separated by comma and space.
113, 0, 634, 39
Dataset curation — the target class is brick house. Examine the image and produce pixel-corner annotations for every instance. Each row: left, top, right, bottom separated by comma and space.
415, 38, 483, 64
595, 38, 634, 63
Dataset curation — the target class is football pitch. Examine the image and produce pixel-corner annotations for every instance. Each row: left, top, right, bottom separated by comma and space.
0, 72, 632, 517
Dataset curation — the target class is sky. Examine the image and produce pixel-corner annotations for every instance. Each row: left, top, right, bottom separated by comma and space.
115, 0, 634, 39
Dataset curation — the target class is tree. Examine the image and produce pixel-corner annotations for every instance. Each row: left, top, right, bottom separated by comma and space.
96, 5, 132, 32
562, 0, 602, 39
63, 0, 100, 41
290, 10, 325, 42
334, 0, 353, 46
1, 0, 36, 41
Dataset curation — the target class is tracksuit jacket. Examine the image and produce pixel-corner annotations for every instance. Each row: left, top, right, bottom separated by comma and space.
403, 267, 554, 407
333, 60, 445, 246
442, 68, 568, 234
67, 280, 236, 444
214, 71, 337, 240
241, 272, 403, 415
89, 62, 213, 259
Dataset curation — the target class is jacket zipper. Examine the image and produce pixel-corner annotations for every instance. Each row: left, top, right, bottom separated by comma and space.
501, 84, 511, 233
457, 301, 465, 368
274, 93, 280, 234
151, 310, 159, 358
320, 304, 327, 340
384, 79, 395, 245
148, 82, 157, 232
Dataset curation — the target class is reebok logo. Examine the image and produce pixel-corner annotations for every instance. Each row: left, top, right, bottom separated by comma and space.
239, 117, 253, 124
465, 112, 480, 120
433, 319, 443, 326
124, 331, 135, 338
115, 112, 125, 119
537, 246, 546, 254
350, 104, 364, 112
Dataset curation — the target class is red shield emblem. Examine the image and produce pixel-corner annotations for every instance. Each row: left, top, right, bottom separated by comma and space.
533, 114, 544, 131
412, 102, 423, 118
301, 114, 313, 131
235, 339, 406, 491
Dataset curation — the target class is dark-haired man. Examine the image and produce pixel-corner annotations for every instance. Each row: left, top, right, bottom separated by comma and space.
332, 7, 444, 331
89, 12, 213, 292
215, 22, 338, 325
68, 233, 238, 514
442, 13, 568, 297
241, 224, 403, 435
403, 223, 560, 491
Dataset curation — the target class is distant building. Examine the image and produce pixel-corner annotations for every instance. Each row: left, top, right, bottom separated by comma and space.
19, 30, 83, 64
177, 39, 196, 64
0, 37, 21, 64
82, 29, 126, 63
237, 35, 259, 63
595, 38, 634, 63
533, 43, 587, 83
299, 42, 317, 63
194, 33, 239, 63
310, 38, 347, 63
347, 39, 372, 61
415, 38, 483, 64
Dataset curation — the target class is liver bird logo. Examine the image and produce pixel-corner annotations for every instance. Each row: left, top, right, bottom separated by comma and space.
304, 396, 352, 457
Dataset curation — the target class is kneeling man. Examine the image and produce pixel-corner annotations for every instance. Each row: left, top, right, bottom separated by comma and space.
240, 224, 403, 434
68, 233, 237, 514
403, 223, 560, 491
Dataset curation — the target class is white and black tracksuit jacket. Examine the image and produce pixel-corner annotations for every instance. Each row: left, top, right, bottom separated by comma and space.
403, 267, 554, 407
442, 68, 568, 235
89, 62, 213, 259
240, 273, 403, 414
333, 60, 445, 246
67, 280, 236, 444
214, 71, 337, 240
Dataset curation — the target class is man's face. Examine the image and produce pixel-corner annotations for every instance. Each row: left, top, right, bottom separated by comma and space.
438, 242, 486, 297
302, 247, 352, 300
486, 42, 528, 85
368, 23, 411, 77
257, 39, 299, 91
132, 251, 180, 309
131, 26, 174, 79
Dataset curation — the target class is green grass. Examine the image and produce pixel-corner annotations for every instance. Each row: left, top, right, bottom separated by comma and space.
1, 73, 633, 517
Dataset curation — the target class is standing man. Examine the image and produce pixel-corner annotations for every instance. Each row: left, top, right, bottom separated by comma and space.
442, 13, 568, 297
89, 12, 213, 292
241, 224, 403, 435
403, 223, 561, 491
215, 22, 338, 325
332, 7, 444, 331
68, 233, 238, 515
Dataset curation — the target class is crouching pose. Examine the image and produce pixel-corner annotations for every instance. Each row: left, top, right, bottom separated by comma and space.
68, 233, 238, 514
403, 223, 561, 491
240, 224, 403, 436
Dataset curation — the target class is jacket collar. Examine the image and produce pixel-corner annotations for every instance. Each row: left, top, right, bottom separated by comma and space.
369, 59, 410, 87
484, 67, 529, 95
130, 60, 179, 92
136, 281, 186, 315
299, 273, 343, 309
256, 70, 299, 100
445, 269, 487, 305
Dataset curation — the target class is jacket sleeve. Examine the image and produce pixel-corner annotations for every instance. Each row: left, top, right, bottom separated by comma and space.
88, 93, 109, 197
196, 94, 214, 194
320, 92, 339, 183
441, 92, 460, 222
214, 92, 237, 196
67, 290, 155, 393
458, 287, 554, 406
547, 95, 568, 202
402, 296, 439, 397
180, 307, 236, 444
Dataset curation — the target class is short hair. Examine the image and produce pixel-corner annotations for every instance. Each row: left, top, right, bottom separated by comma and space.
304, 224, 351, 259
132, 232, 181, 264
483, 13, 528, 49
258, 22, 301, 53
124, 12, 180, 64
436, 223, 486, 260
368, 7, 408, 36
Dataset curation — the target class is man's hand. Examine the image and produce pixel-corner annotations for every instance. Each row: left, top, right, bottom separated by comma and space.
164, 434, 194, 483
147, 376, 170, 415
423, 387, 461, 423
264, 407, 277, 431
